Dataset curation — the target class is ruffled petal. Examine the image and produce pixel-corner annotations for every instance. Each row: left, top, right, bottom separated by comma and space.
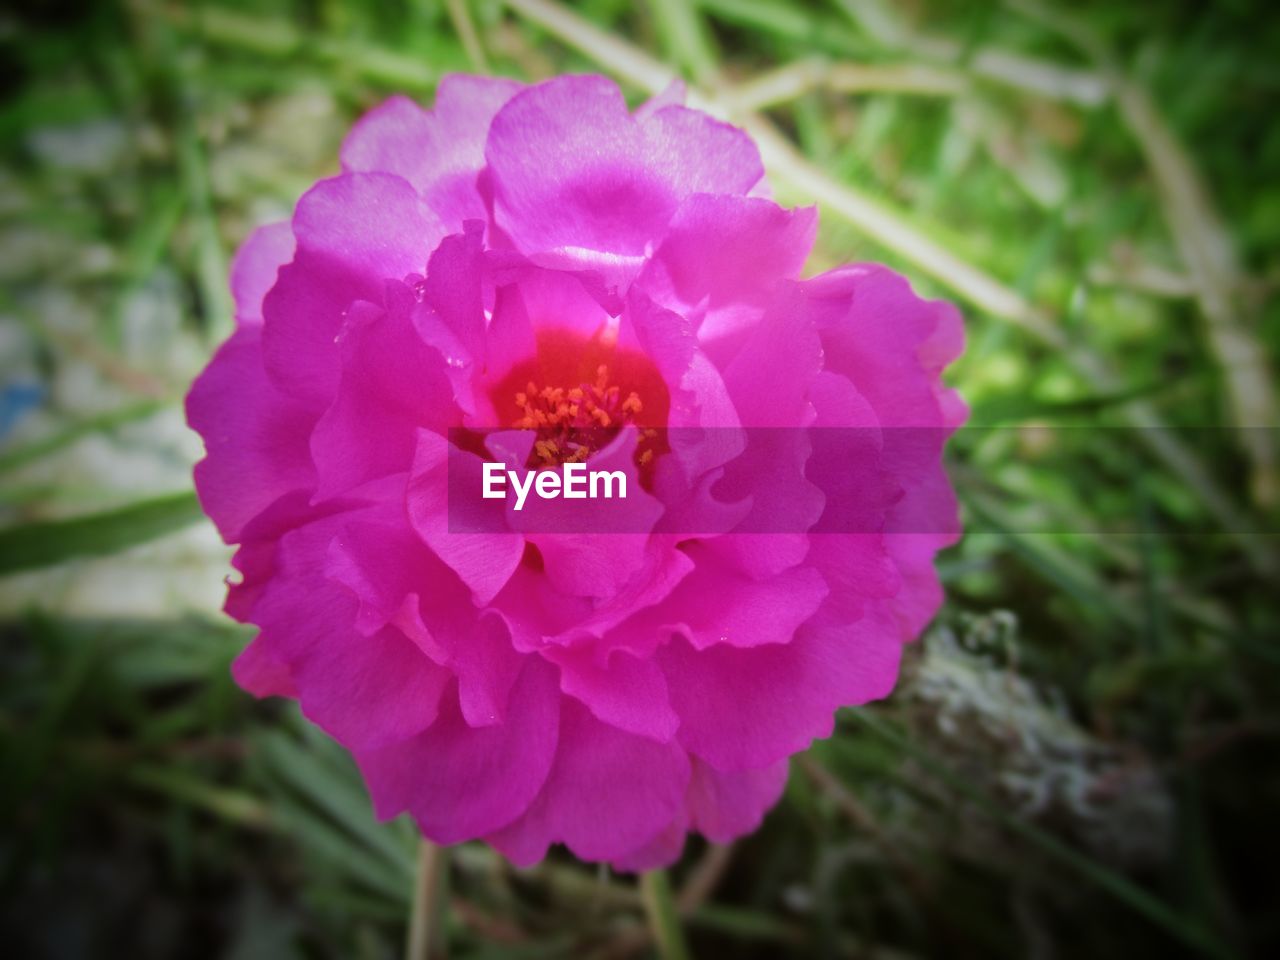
688, 758, 789, 842
310, 291, 456, 500
230, 221, 295, 327
515, 432, 665, 597
548, 646, 679, 742
230, 634, 296, 698
408, 429, 524, 605
187, 327, 316, 542
486, 698, 690, 865
805, 264, 961, 429
291, 625, 451, 751
657, 543, 828, 650
487, 76, 763, 290
341, 76, 523, 228
248, 502, 451, 750
640, 104, 764, 197
637, 193, 815, 352
357, 655, 560, 843
326, 512, 526, 727
486, 75, 671, 282
660, 608, 904, 770
262, 173, 445, 408
612, 816, 688, 872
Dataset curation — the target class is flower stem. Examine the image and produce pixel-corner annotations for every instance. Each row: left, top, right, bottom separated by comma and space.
640, 869, 690, 960
406, 838, 448, 960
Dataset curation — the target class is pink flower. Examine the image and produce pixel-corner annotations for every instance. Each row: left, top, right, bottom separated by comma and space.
187, 74, 965, 870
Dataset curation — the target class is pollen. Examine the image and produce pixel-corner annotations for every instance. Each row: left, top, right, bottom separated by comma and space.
512, 364, 657, 468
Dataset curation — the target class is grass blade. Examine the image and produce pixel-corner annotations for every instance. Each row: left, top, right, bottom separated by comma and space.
0, 491, 204, 575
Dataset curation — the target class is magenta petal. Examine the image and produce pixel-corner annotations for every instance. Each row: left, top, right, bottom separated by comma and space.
688, 758, 789, 842
413, 225, 494, 420
310, 295, 455, 499
806, 264, 961, 428
660, 610, 904, 770
493, 258, 616, 344
884, 527, 954, 638
487, 75, 673, 270
292, 625, 451, 751
420, 223, 487, 370
634, 80, 687, 120
640, 105, 764, 197
517, 432, 664, 598
408, 429, 523, 605
480, 282, 539, 388
721, 283, 822, 426
638, 194, 815, 348
340, 95, 432, 183
324, 514, 441, 646
357, 655, 560, 843
326, 512, 525, 727
549, 646, 680, 742
341, 77, 522, 228
223, 490, 358, 622
262, 173, 444, 408
660, 545, 829, 650
187, 327, 316, 542
622, 293, 741, 454
246, 507, 451, 750
230, 635, 296, 698
489, 564, 596, 653
449, 612, 527, 727
803, 534, 901, 628
486, 698, 691, 865
612, 816, 688, 872
289, 173, 442, 281
546, 541, 694, 645
488, 77, 763, 289
230, 221, 294, 327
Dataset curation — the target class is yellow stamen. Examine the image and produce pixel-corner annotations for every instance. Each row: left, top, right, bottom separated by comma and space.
510, 362, 656, 468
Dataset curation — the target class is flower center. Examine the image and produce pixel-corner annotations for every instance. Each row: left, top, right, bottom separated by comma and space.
513, 364, 656, 467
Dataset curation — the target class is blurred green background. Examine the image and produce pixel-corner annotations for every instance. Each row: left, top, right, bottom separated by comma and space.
2, 0, 1278, 957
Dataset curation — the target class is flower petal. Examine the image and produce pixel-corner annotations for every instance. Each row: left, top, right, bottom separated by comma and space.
638, 193, 815, 351
408, 429, 524, 605
341, 76, 523, 228
549, 646, 680, 742
486, 697, 690, 864
187, 327, 316, 542
310, 292, 456, 500
230, 221, 294, 327
248, 504, 451, 750
658, 543, 828, 650
262, 173, 444, 408
486, 75, 671, 278
660, 609, 904, 770
231, 634, 296, 699
487, 76, 763, 289
612, 816, 688, 872
688, 757, 789, 842
640, 104, 764, 198
357, 655, 560, 843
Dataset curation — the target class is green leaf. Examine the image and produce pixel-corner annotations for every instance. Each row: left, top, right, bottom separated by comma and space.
0, 491, 205, 575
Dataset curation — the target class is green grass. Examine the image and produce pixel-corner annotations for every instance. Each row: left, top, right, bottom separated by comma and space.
1, 1, 1278, 957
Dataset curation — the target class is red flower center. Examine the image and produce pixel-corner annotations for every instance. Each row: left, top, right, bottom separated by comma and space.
490, 329, 668, 471
513, 364, 657, 467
